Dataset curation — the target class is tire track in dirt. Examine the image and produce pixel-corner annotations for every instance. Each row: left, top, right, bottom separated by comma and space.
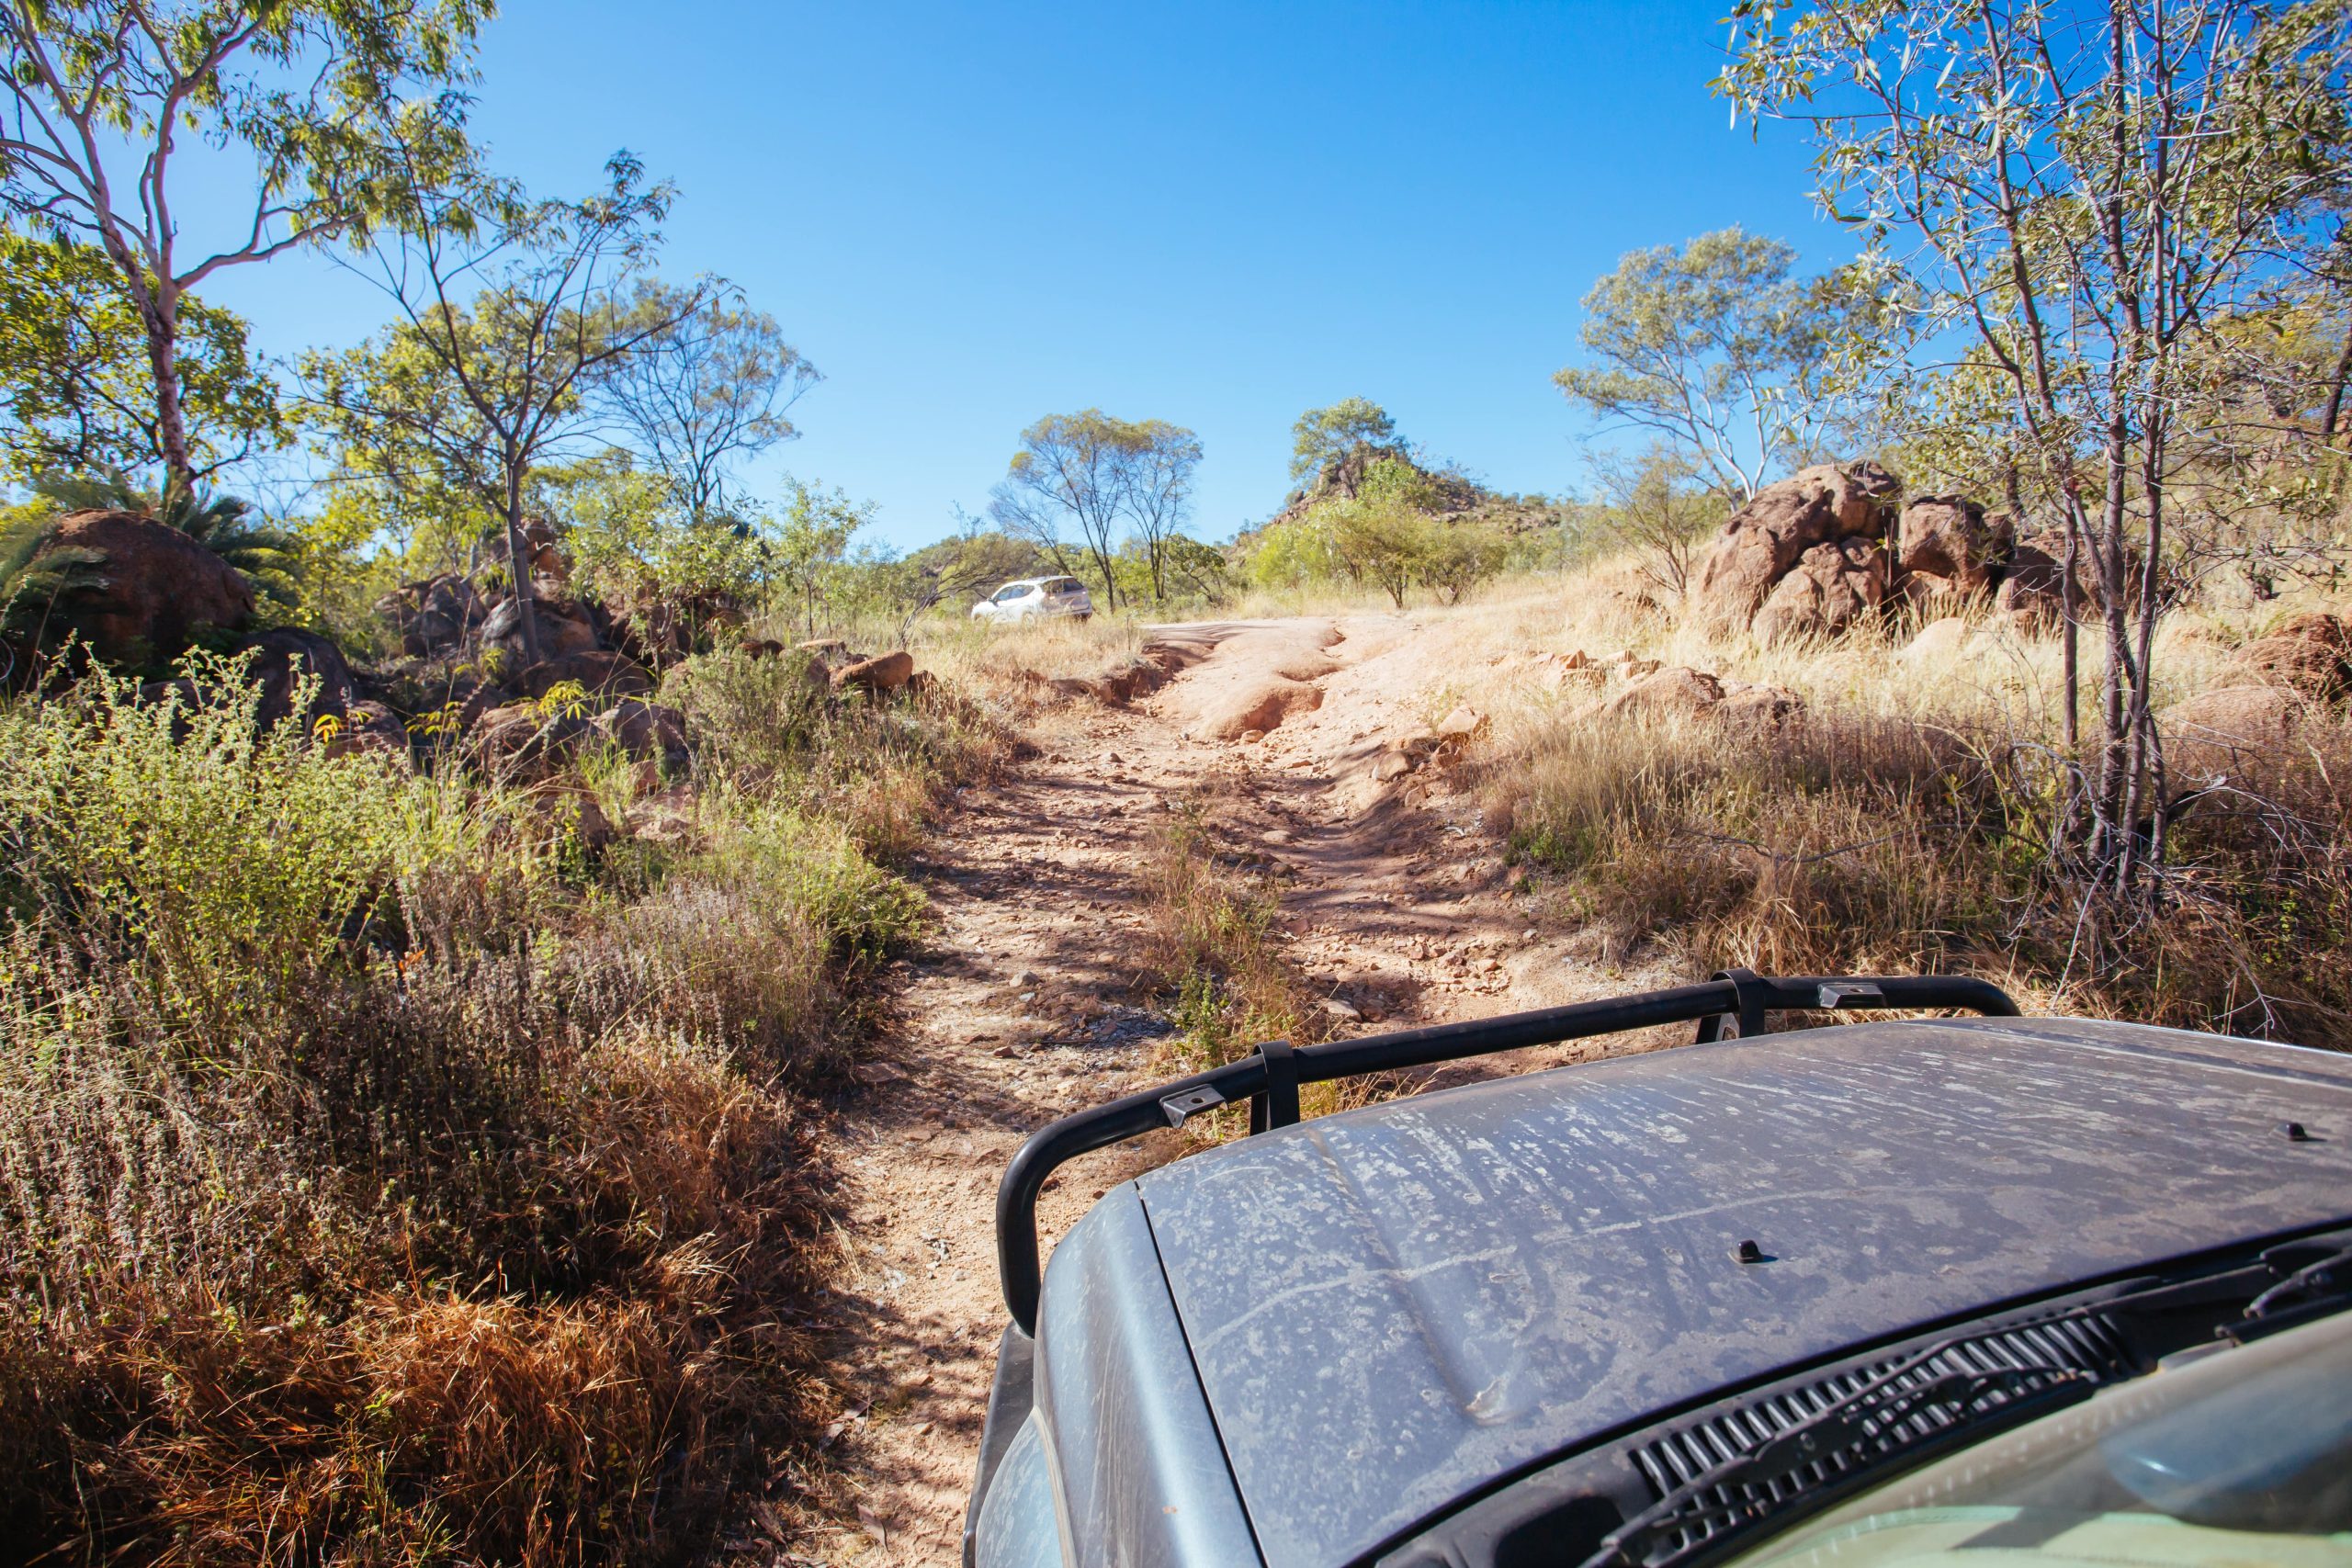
791, 616, 1641, 1564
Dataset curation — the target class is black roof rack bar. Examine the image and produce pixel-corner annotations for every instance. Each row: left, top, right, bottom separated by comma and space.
995, 972, 2018, 1334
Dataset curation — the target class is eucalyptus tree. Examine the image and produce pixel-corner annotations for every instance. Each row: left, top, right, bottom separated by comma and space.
1121, 419, 1203, 604
0, 0, 485, 493
1554, 228, 1889, 503
0, 231, 280, 482
989, 411, 1133, 609
306, 152, 715, 667
598, 283, 820, 525
1722, 0, 2352, 897
1289, 397, 1398, 483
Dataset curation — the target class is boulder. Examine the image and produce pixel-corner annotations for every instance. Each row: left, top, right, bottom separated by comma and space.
470, 701, 593, 776
1901, 615, 2012, 665
1521, 651, 1604, 691
599, 584, 736, 670
1751, 537, 1891, 645
1896, 496, 2012, 598
1434, 705, 1487, 741
2163, 685, 2317, 780
596, 698, 690, 767
1996, 535, 2100, 631
377, 572, 485, 658
1714, 682, 1805, 728
482, 515, 566, 581
514, 649, 654, 701
477, 594, 602, 671
625, 784, 701, 845
832, 650, 916, 694
244, 627, 356, 732
2233, 631, 2350, 699
27, 510, 254, 666
327, 700, 411, 763
1602, 665, 1725, 721
1690, 462, 1901, 635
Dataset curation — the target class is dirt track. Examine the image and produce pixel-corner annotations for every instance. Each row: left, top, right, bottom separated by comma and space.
793, 615, 1642, 1563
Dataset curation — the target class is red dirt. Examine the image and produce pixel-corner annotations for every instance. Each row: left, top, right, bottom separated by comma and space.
789, 615, 1657, 1563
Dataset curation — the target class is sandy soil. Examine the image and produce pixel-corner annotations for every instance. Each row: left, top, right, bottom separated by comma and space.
786, 613, 1671, 1565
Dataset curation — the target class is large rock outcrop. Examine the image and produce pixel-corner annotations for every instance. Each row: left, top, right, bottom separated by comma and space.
514, 650, 654, 701
1996, 535, 2103, 630
375, 572, 485, 659
1897, 495, 2014, 605
1690, 462, 1903, 640
1751, 537, 1892, 645
28, 510, 255, 666
477, 595, 602, 670
245, 627, 356, 731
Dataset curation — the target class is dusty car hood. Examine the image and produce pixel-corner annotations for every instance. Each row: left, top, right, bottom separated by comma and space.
1132, 1017, 2352, 1568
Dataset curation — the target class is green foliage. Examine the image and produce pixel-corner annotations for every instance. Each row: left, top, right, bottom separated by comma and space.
0, 651, 499, 1051
0, 499, 103, 650
902, 528, 1049, 606
0, 233, 284, 484
1588, 444, 1722, 599
1243, 455, 1506, 606
1555, 228, 1897, 500
768, 479, 877, 637
0, 0, 489, 485
1289, 396, 1398, 483
990, 408, 1204, 608
309, 152, 710, 667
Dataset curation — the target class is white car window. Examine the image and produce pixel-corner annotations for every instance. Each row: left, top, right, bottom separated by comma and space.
994, 584, 1031, 603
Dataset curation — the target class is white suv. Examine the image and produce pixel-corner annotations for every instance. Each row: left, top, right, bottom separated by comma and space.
971, 576, 1094, 623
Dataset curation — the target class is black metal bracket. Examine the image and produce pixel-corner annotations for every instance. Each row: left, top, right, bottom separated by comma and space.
1249, 1039, 1300, 1134
993, 972, 2021, 1334
1693, 967, 1771, 1043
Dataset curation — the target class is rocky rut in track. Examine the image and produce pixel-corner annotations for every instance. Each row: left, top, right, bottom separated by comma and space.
793, 615, 1646, 1564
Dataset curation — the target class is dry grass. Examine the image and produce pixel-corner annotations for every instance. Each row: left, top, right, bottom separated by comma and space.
909, 614, 1148, 727
1454, 561, 2352, 1049
0, 650, 992, 1564
1138, 788, 1310, 1078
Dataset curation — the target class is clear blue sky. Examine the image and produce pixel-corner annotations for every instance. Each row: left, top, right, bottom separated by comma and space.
198, 0, 1842, 553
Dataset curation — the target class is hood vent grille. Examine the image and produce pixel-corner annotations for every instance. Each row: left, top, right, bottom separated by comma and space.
1627, 1313, 2130, 1560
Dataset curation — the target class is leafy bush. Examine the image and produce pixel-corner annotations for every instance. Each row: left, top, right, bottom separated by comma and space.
0, 641, 953, 1562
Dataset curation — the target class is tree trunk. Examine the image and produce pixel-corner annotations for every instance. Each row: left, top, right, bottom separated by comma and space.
2324, 314, 2352, 448
1090, 544, 1119, 611
504, 457, 544, 670
133, 278, 196, 497
2061, 500, 2081, 755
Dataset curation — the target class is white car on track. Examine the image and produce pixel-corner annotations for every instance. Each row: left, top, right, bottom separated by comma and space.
971, 576, 1094, 623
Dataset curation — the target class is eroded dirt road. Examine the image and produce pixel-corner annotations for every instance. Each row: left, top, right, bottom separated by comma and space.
793, 615, 1648, 1564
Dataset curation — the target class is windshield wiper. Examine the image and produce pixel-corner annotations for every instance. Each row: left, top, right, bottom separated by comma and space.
2232, 1244, 2352, 1341
1580, 1350, 2096, 1568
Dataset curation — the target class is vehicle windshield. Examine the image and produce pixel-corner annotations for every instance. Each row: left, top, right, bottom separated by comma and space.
1731, 1308, 2352, 1568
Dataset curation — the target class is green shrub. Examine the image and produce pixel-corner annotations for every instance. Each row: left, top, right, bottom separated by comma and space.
0, 637, 958, 1562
